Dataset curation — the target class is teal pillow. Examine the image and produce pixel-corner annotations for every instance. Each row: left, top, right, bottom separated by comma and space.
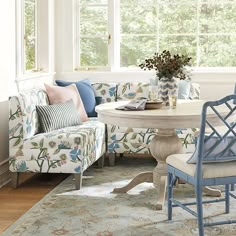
178, 80, 191, 99
55, 79, 97, 117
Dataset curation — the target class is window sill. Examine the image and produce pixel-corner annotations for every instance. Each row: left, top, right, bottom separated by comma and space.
16, 72, 56, 81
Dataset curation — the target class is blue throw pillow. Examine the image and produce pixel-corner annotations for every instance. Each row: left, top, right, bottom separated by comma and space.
187, 134, 236, 164
55, 79, 97, 117
178, 80, 191, 99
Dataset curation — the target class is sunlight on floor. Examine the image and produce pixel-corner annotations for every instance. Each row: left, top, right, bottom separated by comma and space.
57, 179, 154, 198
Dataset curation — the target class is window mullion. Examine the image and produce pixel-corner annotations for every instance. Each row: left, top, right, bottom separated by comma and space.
73, 0, 80, 70
196, 0, 200, 67
109, 0, 120, 70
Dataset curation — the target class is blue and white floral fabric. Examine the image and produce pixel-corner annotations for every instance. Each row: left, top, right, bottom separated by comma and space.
102, 82, 200, 155
9, 90, 105, 174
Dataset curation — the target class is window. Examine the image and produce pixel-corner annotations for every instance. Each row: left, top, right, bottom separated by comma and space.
16, 0, 53, 77
75, 0, 109, 69
75, 0, 236, 70
24, 0, 37, 71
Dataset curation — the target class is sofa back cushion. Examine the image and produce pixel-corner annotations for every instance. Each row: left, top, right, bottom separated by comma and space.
17, 89, 49, 139
117, 82, 150, 101
92, 83, 118, 103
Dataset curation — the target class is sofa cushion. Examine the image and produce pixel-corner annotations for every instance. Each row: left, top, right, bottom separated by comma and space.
22, 119, 105, 169
36, 100, 82, 133
107, 124, 157, 134
45, 83, 88, 122
117, 82, 150, 100
55, 79, 97, 117
92, 82, 118, 103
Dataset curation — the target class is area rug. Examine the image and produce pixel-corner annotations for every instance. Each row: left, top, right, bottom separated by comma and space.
3, 157, 236, 236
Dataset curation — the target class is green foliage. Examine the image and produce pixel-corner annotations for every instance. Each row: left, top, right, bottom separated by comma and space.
78, 0, 236, 68
24, 0, 36, 71
139, 50, 192, 80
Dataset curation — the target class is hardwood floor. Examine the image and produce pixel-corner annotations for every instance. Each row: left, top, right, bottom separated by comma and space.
0, 173, 69, 234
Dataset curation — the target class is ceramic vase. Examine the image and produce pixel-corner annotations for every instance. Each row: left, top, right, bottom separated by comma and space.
158, 77, 178, 106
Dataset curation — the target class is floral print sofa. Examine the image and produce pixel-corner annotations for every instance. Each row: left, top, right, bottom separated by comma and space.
9, 89, 106, 189
93, 82, 200, 166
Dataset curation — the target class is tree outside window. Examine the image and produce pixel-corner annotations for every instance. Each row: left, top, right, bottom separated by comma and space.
75, 0, 236, 69
24, 0, 37, 71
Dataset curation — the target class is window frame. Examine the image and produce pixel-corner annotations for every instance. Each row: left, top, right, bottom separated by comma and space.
16, 0, 55, 79
74, 0, 112, 71
74, 0, 236, 72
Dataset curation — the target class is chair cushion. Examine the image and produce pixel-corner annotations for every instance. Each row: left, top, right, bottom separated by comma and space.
36, 100, 82, 133
167, 153, 236, 179
45, 83, 88, 122
55, 79, 97, 117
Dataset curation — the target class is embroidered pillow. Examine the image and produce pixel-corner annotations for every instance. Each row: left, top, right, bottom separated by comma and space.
36, 100, 82, 133
44, 83, 88, 122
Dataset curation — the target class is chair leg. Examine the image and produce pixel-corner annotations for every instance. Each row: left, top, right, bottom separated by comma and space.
231, 184, 235, 191
11, 172, 19, 188
97, 154, 105, 168
167, 172, 173, 220
108, 153, 115, 166
195, 184, 204, 236
225, 184, 230, 214
74, 173, 82, 190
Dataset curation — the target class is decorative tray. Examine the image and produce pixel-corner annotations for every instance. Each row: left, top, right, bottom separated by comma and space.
145, 100, 163, 109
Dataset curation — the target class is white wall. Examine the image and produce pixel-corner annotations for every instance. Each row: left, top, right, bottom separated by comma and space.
55, 0, 236, 100
0, 0, 16, 186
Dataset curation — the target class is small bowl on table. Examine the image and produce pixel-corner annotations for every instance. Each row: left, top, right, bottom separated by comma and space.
145, 100, 163, 109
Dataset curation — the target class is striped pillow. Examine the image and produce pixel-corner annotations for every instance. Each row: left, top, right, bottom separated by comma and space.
36, 100, 82, 133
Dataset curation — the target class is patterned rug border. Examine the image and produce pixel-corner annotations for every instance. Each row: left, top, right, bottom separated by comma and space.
2, 158, 236, 236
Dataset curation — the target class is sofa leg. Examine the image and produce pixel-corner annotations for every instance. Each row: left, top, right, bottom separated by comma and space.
74, 173, 82, 190
97, 154, 105, 168
109, 153, 116, 167
11, 172, 19, 188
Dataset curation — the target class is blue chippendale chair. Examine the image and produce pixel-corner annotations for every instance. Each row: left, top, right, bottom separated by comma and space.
166, 94, 236, 236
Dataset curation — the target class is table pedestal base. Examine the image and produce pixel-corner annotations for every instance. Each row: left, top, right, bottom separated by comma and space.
113, 172, 153, 193
112, 128, 221, 210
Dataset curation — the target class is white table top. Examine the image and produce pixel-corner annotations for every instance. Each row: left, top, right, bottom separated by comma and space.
95, 100, 230, 129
